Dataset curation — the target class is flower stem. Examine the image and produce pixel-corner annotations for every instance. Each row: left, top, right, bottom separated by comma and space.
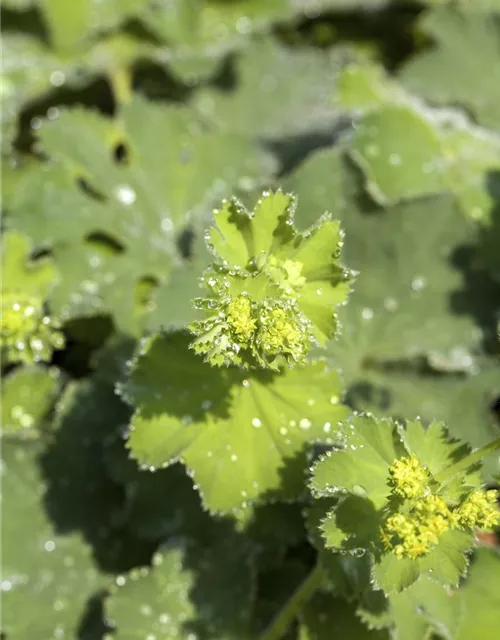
109, 67, 132, 105
258, 563, 324, 640
437, 437, 500, 484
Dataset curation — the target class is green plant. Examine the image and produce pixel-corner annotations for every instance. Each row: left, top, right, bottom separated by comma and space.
2, 2, 500, 639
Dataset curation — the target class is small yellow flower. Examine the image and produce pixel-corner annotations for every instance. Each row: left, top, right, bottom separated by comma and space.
257, 302, 311, 362
389, 455, 430, 499
1, 292, 65, 364
455, 490, 500, 529
381, 490, 453, 559
226, 295, 256, 339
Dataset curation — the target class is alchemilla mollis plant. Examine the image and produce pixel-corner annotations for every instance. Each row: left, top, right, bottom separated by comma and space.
2, 2, 500, 639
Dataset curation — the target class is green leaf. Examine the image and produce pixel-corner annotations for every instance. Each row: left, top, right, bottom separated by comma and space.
40, 375, 132, 544
285, 147, 500, 474
8, 97, 269, 333
1, 438, 107, 639
310, 414, 404, 509
237, 501, 306, 570
194, 37, 340, 137
339, 59, 500, 222
289, 147, 493, 356
299, 591, 389, 640
417, 529, 472, 587
124, 331, 349, 513
372, 529, 473, 593
371, 553, 421, 594
336, 59, 404, 113
40, 0, 150, 52
0, 32, 152, 150
388, 576, 462, 640
456, 547, 500, 640
399, 420, 472, 478
1, 365, 61, 435
399, 7, 500, 131
2, 230, 58, 297
191, 189, 351, 369
320, 495, 385, 553
105, 532, 255, 639
350, 101, 500, 221
104, 432, 213, 541
141, 1, 299, 82
350, 103, 445, 204
306, 498, 374, 600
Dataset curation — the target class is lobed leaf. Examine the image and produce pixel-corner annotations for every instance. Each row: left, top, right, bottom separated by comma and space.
124, 331, 349, 513
286, 147, 500, 473
311, 414, 404, 509
1, 438, 107, 639
194, 37, 340, 138
105, 531, 255, 639
399, 7, 500, 132
299, 591, 389, 640
7, 97, 270, 333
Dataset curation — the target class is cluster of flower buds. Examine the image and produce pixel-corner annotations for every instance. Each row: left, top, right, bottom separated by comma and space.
380, 455, 499, 559
1, 292, 65, 365
190, 289, 316, 370
188, 191, 351, 370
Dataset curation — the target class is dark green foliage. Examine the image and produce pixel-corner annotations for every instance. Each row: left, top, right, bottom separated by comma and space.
2, 2, 500, 639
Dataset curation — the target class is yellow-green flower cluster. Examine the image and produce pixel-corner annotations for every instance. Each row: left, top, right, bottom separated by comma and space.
256, 300, 311, 361
226, 295, 256, 340
381, 495, 452, 559
389, 455, 430, 499
190, 292, 314, 369
455, 490, 499, 529
1, 292, 65, 365
381, 455, 500, 560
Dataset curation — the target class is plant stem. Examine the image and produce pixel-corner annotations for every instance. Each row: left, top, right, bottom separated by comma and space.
258, 563, 324, 640
109, 66, 132, 105
437, 437, 500, 484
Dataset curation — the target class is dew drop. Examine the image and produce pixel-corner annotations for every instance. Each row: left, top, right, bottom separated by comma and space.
383, 297, 398, 312
252, 417, 262, 428
361, 307, 373, 320
115, 185, 136, 206
411, 276, 427, 292
299, 418, 311, 430
50, 70, 66, 86
364, 143, 379, 158
47, 106, 60, 120
236, 16, 252, 34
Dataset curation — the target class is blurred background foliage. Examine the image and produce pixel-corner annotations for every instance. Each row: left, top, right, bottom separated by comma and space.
1, 1, 500, 639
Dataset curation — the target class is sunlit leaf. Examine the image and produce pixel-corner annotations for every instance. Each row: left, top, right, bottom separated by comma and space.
124, 331, 348, 513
